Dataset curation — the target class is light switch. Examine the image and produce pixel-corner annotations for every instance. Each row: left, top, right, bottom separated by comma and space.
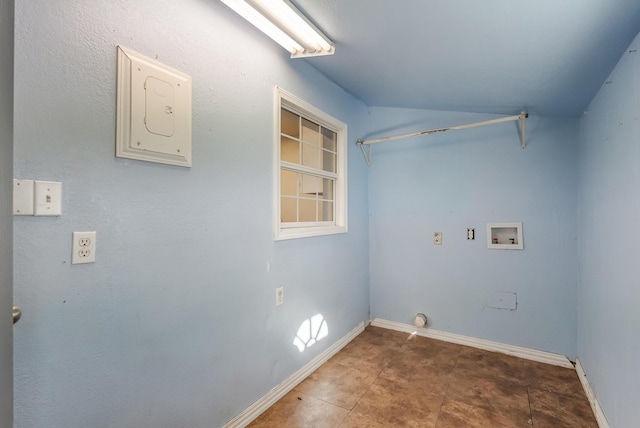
34, 181, 62, 216
13, 179, 34, 215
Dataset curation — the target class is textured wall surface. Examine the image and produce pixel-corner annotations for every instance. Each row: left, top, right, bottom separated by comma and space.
578, 34, 640, 428
367, 108, 579, 358
13, 1, 640, 426
0, 0, 13, 425
12, 1, 369, 427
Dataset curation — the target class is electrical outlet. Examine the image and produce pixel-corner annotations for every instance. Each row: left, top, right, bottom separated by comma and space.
72, 231, 96, 264
434, 232, 442, 245
467, 228, 475, 240
276, 287, 284, 306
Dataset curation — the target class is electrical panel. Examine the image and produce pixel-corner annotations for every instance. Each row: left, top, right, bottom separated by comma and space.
116, 46, 192, 167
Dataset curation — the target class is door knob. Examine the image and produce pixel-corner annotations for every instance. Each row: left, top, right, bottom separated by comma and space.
12, 306, 21, 325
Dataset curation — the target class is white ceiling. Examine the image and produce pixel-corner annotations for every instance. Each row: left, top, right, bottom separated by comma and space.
294, 0, 640, 117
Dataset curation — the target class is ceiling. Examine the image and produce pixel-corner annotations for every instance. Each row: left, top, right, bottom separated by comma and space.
294, 0, 640, 117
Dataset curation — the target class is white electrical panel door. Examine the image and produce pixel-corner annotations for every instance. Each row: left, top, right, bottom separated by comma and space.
116, 46, 192, 167
145, 77, 175, 137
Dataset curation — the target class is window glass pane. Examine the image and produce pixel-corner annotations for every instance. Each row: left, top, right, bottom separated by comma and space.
302, 143, 322, 170
322, 149, 336, 173
281, 169, 297, 196
300, 173, 322, 196
281, 108, 299, 138
281, 137, 299, 164
299, 198, 317, 222
318, 201, 334, 221
276, 90, 346, 237
322, 178, 334, 200
322, 127, 336, 152
302, 118, 320, 147
281, 197, 297, 222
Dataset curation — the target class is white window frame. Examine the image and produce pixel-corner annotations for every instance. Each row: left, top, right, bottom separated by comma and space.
274, 87, 348, 240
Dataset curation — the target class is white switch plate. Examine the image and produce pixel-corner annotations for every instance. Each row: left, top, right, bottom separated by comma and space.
34, 181, 62, 216
72, 231, 96, 264
13, 179, 34, 215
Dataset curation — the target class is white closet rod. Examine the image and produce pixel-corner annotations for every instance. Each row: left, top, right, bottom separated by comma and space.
356, 112, 528, 166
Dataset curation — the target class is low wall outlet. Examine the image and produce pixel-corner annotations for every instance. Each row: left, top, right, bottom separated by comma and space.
433, 232, 442, 245
276, 287, 284, 306
72, 231, 96, 264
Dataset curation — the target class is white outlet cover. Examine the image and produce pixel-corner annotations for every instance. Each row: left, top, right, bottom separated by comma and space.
434, 232, 442, 245
72, 231, 96, 264
276, 287, 284, 306
13, 179, 34, 215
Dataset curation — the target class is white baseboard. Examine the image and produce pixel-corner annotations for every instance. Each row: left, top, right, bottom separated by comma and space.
575, 358, 610, 428
222, 321, 365, 428
370, 318, 574, 369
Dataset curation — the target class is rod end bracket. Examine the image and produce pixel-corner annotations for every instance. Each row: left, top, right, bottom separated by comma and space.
519, 111, 528, 149
357, 139, 371, 166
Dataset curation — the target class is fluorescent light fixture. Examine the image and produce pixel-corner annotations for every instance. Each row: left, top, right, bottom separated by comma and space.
221, 0, 335, 58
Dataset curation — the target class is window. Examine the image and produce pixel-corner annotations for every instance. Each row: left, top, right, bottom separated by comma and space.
274, 87, 347, 240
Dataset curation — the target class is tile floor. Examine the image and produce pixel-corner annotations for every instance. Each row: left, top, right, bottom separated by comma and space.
249, 326, 597, 427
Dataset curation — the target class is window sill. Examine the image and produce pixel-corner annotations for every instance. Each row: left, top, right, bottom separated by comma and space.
275, 225, 347, 241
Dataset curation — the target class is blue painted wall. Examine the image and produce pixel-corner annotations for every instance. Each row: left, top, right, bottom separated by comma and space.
12, 1, 369, 427
578, 34, 640, 428
367, 108, 579, 358
12, 0, 639, 425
